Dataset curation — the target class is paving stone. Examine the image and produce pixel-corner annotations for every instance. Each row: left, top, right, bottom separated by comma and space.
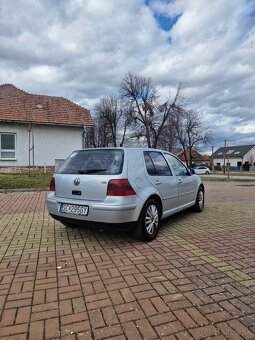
0, 182, 255, 339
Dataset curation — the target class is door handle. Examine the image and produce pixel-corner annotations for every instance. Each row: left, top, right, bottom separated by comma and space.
155, 180, 161, 186
178, 178, 182, 184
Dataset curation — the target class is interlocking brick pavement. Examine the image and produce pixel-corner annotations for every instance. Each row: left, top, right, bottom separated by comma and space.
0, 181, 255, 339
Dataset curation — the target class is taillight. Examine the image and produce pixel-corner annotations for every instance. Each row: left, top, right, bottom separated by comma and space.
107, 179, 136, 196
50, 177, 55, 191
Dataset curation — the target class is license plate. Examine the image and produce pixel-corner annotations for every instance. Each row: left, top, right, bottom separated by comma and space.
60, 203, 89, 216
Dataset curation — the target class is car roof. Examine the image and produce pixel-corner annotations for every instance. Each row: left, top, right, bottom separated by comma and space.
74, 147, 176, 155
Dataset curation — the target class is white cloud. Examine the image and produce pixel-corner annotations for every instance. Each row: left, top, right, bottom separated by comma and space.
0, 0, 255, 146
235, 122, 255, 134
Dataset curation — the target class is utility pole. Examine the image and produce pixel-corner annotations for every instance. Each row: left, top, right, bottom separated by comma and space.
227, 155, 230, 179
28, 111, 32, 176
211, 146, 214, 173
28, 115, 35, 176
223, 139, 227, 174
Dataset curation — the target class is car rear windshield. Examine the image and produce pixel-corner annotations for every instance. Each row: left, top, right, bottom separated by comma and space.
57, 149, 124, 175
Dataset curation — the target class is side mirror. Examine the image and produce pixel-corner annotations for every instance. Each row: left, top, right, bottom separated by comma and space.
190, 168, 196, 175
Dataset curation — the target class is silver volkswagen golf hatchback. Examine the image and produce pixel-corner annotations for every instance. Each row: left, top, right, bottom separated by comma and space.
46, 148, 204, 241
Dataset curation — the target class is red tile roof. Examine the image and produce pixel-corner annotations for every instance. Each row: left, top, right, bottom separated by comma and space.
178, 148, 210, 162
0, 84, 93, 127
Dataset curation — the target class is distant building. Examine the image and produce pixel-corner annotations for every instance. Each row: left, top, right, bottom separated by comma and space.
212, 145, 255, 171
0, 84, 93, 172
178, 148, 210, 167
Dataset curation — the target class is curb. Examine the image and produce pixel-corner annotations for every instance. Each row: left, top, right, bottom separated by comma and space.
202, 177, 255, 182
0, 188, 48, 193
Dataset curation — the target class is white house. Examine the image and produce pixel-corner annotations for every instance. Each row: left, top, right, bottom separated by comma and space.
212, 145, 255, 171
0, 84, 93, 171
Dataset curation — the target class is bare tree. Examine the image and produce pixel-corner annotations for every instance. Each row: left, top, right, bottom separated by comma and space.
120, 72, 182, 148
85, 72, 210, 155
95, 96, 118, 147
94, 96, 133, 147
84, 115, 111, 148
118, 100, 134, 147
157, 115, 178, 153
173, 108, 211, 168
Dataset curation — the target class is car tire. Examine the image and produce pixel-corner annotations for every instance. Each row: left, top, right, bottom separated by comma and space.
133, 199, 161, 242
205, 171, 210, 175
193, 187, 204, 212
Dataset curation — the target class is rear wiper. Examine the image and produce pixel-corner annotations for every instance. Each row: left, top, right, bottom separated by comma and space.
78, 168, 107, 174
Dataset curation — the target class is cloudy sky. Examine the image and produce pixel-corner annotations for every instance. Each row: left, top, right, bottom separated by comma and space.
1, 0, 255, 151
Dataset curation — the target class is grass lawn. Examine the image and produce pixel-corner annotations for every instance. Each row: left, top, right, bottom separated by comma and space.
0, 172, 53, 190
212, 172, 255, 176
1, 171, 254, 190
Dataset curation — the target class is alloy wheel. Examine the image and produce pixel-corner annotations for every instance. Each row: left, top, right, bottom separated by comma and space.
198, 190, 204, 210
145, 204, 159, 235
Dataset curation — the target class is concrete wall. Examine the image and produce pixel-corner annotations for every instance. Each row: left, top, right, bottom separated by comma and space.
0, 122, 83, 167
213, 157, 243, 167
243, 148, 255, 164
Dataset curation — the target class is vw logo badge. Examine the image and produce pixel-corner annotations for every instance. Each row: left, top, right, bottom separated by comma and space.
74, 178, 80, 186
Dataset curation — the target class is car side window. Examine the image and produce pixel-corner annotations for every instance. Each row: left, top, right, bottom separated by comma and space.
144, 151, 172, 176
164, 153, 190, 176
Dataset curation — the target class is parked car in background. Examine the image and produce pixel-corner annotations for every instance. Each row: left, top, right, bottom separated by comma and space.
46, 148, 205, 241
194, 166, 211, 175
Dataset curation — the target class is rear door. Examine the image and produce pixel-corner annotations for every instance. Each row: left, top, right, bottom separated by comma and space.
164, 153, 197, 209
144, 151, 179, 215
55, 149, 124, 202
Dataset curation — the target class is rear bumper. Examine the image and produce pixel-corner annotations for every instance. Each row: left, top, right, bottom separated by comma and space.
49, 214, 136, 231
46, 192, 143, 224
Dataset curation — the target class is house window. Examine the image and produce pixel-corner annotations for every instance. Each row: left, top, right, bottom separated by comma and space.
0, 133, 16, 159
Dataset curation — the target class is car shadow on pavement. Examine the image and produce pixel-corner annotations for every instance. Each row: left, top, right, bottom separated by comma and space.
53, 208, 196, 244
